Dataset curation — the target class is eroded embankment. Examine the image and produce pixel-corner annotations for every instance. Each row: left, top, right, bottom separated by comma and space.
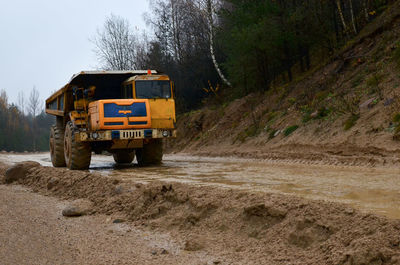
1, 162, 400, 264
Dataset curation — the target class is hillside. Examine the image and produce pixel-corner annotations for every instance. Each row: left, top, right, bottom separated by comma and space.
167, 2, 400, 167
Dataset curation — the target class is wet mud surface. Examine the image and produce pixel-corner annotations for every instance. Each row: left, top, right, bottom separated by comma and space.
1, 152, 399, 219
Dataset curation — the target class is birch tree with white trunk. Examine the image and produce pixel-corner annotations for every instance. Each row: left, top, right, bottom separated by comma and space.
203, 0, 232, 87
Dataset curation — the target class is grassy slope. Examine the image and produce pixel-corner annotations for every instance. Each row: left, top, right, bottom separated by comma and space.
167, 2, 400, 166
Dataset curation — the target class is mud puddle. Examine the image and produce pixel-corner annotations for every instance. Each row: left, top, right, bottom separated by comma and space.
1, 153, 400, 219
106, 156, 400, 219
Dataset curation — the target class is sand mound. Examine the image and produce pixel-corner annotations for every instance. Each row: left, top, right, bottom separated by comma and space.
4, 161, 40, 184
4, 163, 400, 264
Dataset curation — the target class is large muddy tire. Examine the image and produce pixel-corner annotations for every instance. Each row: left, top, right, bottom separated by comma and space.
113, 150, 135, 164
64, 121, 91, 170
49, 125, 66, 167
136, 139, 163, 166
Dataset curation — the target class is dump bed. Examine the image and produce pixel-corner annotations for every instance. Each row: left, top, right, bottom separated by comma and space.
45, 70, 157, 116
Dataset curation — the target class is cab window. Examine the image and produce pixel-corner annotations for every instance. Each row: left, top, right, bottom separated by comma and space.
135, 81, 171, 99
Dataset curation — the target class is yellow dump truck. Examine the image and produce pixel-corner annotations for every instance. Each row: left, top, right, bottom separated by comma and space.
45, 70, 176, 170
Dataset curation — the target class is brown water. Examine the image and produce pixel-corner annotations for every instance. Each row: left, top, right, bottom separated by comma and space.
1, 153, 400, 219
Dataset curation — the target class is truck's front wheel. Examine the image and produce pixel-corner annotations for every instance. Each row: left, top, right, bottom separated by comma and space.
113, 150, 135, 164
50, 125, 66, 167
64, 122, 91, 170
136, 139, 163, 166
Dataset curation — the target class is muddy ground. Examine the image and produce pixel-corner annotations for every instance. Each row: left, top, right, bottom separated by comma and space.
1, 156, 400, 264
2, 153, 400, 219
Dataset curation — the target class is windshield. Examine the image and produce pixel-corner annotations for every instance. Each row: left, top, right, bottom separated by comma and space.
135, 80, 171, 99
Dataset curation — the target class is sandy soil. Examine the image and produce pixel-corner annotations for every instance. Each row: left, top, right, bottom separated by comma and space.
0, 184, 227, 265
1, 160, 400, 264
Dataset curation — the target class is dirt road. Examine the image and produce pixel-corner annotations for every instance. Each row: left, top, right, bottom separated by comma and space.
0, 185, 221, 265
1, 152, 399, 219
1, 153, 400, 264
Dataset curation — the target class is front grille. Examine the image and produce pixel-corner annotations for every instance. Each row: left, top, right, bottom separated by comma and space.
120, 130, 142, 139
128, 121, 147, 125
103, 102, 147, 118
105, 122, 124, 126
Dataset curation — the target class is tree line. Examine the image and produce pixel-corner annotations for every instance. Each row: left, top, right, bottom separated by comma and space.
0, 0, 391, 152
92, 0, 391, 111
0, 88, 53, 152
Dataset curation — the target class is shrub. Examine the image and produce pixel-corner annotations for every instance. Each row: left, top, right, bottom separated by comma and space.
302, 112, 312, 123
234, 124, 260, 143
366, 73, 384, 88
316, 107, 331, 119
393, 113, 400, 123
245, 124, 259, 137
265, 111, 279, 122
288, 97, 296, 105
284, 125, 299, 136
269, 129, 278, 139
343, 114, 360, 130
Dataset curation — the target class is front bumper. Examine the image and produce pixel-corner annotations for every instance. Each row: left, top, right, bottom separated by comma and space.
77, 129, 177, 142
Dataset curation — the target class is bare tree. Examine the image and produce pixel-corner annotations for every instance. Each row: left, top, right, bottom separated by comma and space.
28, 86, 40, 151
92, 14, 139, 70
150, 0, 231, 86
149, 0, 182, 62
0, 89, 8, 108
149, 0, 210, 63
17, 91, 25, 115
134, 31, 151, 69
28, 86, 40, 118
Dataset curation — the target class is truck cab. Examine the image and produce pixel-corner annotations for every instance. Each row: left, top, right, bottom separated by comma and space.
45, 70, 176, 170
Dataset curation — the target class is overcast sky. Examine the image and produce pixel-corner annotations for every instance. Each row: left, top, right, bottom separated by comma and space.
0, 0, 150, 107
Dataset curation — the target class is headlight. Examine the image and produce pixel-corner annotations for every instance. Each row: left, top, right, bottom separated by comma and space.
92, 132, 99, 139
162, 130, 169, 137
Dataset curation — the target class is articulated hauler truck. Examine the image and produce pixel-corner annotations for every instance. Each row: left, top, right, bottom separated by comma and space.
45, 70, 176, 170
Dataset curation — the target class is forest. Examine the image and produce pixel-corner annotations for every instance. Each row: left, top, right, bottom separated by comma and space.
93, 0, 392, 111
0, 89, 54, 152
0, 0, 392, 151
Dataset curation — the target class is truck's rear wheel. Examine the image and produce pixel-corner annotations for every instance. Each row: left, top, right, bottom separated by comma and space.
136, 139, 163, 166
64, 121, 91, 170
50, 125, 66, 167
113, 150, 135, 164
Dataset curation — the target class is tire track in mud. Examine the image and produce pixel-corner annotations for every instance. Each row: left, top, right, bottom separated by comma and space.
190, 143, 400, 168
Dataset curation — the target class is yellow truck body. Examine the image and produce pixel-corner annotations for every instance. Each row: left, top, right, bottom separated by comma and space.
45, 70, 176, 170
